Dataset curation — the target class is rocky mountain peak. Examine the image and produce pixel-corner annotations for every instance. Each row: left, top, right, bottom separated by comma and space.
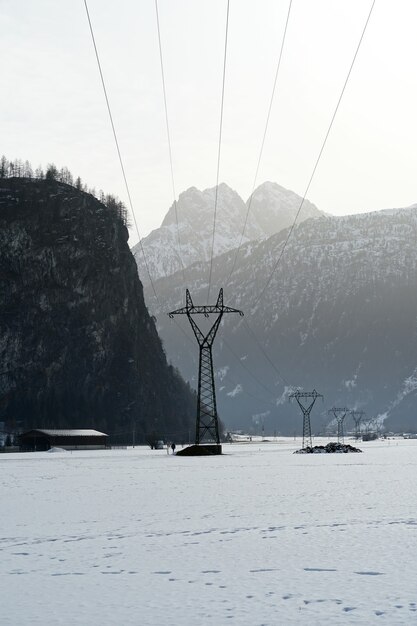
134, 181, 322, 285
248, 181, 322, 238
161, 183, 243, 228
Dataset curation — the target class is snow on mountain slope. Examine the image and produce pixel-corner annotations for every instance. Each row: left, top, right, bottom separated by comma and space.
247, 181, 321, 238
143, 203, 417, 435
132, 182, 322, 284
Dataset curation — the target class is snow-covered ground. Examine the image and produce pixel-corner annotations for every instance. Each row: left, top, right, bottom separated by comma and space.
1, 438, 417, 625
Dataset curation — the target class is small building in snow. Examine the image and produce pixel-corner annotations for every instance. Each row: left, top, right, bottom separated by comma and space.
19, 429, 109, 451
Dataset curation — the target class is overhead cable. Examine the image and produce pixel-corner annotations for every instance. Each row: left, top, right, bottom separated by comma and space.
154, 0, 187, 285
224, 0, 375, 386
242, 319, 291, 387
83, 0, 159, 302
225, 0, 293, 288
223, 337, 281, 398
171, 305, 282, 407
152, 1, 286, 399
207, 0, 230, 303
252, 0, 376, 310
84, 1, 284, 405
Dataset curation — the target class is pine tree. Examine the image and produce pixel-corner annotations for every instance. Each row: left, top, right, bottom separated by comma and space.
23, 160, 33, 178
45, 164, 58, 180
0, 156, 8, 178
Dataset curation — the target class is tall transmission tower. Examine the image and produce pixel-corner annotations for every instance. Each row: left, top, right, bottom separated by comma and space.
351, 410, 365, 440
289, 390, 323, 449
169, 289, 243, 454
328, 407, 349, 444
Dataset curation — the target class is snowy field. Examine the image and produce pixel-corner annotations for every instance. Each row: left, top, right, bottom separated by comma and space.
1, 438, 417, 625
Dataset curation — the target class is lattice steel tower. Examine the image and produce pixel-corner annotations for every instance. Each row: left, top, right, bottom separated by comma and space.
289, 390, 323, 448
329, 407, 349, 443
169, 289, 243, 446
351, 410, 365, 440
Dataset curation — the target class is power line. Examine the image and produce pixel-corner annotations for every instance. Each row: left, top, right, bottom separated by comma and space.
152, 1, 283, 403
252, 0, 376, 310
84, 0, 291, 406
242, 319, 291, 387
219, 0, 375, 389
224, 0, 293, 288
170, 303, 283, 409
222, 337, 279, 399
84, 0, 204, 382
83, 0, 159, 302
154, 0, 186, 285
207, 0, 230, 303
223, 371, 280, 410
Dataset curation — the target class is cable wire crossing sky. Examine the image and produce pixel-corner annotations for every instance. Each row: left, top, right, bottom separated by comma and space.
1, 0, 416, 245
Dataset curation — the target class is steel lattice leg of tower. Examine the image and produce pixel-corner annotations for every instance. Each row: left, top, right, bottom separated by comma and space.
302, 411, 312, 448
337, 420, 341, 443
196, 345, 220, 445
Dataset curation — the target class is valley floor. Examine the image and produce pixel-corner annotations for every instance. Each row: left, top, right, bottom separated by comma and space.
1, 438, 416, 625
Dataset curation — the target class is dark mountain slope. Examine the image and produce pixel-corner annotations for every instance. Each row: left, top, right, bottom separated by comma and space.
0, 178, 195, 441
143, 206, 417, 435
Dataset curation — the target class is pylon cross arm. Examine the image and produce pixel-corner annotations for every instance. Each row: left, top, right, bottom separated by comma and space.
168, 306, 188, 318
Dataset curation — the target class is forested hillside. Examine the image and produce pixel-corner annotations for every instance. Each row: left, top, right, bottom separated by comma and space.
0, 171, 195, 442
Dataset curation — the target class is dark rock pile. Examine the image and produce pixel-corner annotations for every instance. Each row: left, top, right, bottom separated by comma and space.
295, 442, 363, 454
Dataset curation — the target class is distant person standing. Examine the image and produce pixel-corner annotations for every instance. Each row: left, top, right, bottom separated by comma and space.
171, 442, 176, 455
166, 442, 170, 454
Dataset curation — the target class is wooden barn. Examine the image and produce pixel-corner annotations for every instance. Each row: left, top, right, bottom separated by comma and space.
19, 429, 109, 451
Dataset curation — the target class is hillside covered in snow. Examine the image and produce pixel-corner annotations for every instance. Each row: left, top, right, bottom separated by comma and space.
142, 203, 417, 435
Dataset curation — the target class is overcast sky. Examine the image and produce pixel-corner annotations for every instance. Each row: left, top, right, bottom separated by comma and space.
2, 0, 416, 245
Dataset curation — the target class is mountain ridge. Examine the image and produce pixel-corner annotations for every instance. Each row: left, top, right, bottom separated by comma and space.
133, 181, 323, 285
142, 202, 417, 435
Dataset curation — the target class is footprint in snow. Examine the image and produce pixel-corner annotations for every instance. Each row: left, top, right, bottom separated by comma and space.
304, 568, 337, 572
250, 568, 279, 573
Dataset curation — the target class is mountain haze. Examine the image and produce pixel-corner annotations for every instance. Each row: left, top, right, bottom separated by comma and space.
142, 204, 417, 436
133, 182, 322, 284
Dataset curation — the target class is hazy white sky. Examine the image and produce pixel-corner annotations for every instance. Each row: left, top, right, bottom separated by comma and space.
2, 0, 416, 245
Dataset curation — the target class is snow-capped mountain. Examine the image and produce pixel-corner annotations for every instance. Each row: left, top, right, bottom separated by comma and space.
133, 182, 322, 284
246, 181, 322, 237
143, 203, 417, 435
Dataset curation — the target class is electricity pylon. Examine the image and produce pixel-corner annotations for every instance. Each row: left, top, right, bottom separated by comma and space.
329, 407, 349, 443
351, 410, 365, 440
169, 289, 243, 446
289, 389, 323, 448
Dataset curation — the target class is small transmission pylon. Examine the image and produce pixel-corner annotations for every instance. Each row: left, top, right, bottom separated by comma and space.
169, 289, 243, 453
289, 390, 323, 448
328, 407, 349, 443
351, 410, 365, 440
